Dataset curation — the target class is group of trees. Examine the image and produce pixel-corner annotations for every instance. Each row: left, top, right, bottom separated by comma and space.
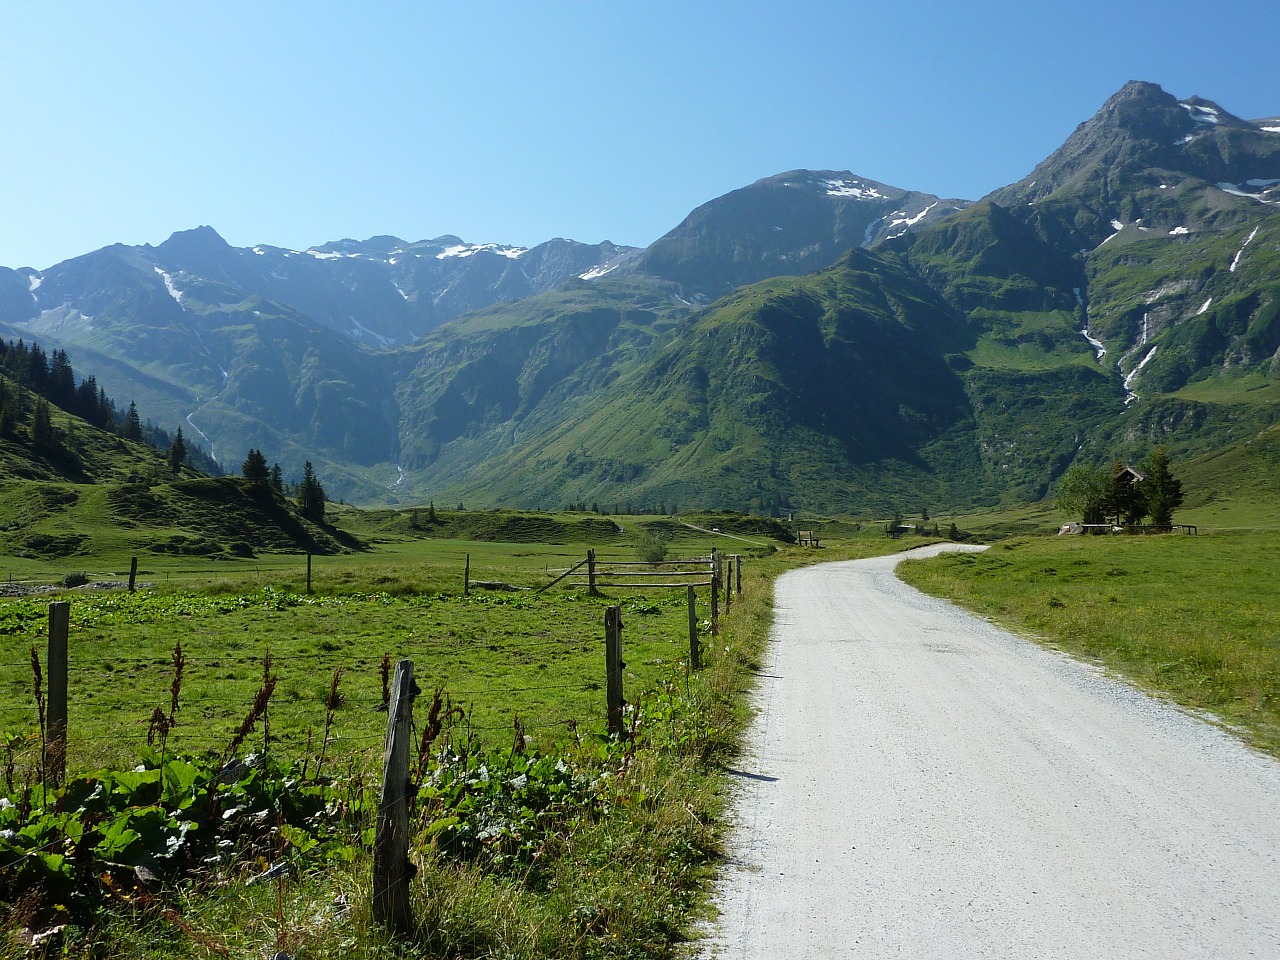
563, 502, 676, 516
1055, 448, 1185, 527
241, 448, 326, 522
1, 337, 221, 475
1, 339, 116, 430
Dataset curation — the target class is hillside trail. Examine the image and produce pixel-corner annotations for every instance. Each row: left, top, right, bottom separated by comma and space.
702, 543, 1280, 959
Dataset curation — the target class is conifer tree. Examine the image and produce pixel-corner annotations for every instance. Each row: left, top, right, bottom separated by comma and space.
241, 448, 270, 486
167, 425, 187, 473
123, 402, 143, 440
269, 463, 283, 495
1140, 447, 1184, 526
31, 397, 54, 449
297, 460, 326, 522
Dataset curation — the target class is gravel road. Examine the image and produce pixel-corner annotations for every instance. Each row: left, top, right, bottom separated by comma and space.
704, 543, 1280, 958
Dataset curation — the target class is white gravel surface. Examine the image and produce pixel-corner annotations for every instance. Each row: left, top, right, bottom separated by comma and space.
703, 544, 1280, 959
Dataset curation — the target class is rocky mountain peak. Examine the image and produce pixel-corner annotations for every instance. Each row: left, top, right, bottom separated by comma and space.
155, 225, 233, 262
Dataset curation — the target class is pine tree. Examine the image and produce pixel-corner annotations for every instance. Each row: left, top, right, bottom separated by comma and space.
297, 460, 326, 522
1140, 447, 1184, 527
167, 426, 187, 473
427, 501, 437, 523
241, 448, 270, 487
123, 402, 143, 440
31, 397, 54, 449
49, 349, 75, 408
269, 463, 283, 495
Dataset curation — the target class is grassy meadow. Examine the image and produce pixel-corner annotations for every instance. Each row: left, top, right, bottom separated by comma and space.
0, 502, 913, 960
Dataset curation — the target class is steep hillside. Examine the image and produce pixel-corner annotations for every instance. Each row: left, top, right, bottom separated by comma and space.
390, 277, 692, 493
416, 250, 985, 514
0, 374, 358, 560
626, 170, 968, 300
895, 81, 1280, 486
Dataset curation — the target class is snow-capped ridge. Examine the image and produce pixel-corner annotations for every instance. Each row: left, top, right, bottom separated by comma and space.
436, 242, 527, 260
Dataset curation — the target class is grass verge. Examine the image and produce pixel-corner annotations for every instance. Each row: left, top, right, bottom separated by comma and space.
898, 531, 1280, 757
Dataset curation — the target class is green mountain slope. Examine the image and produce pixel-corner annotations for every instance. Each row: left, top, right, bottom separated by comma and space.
0, 373, 357, 560
2, 81, 1276, 518
418, 250, 986, 514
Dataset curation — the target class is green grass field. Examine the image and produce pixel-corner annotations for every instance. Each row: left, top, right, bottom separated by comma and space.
0, 510, 922, 960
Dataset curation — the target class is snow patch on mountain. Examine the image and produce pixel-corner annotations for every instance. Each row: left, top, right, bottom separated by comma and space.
579, 262, 620, 281
1169, 226, 1191, 236
822, 178, 884, 200
1262, 126, 1280, 134
1216, 181, 1280, 205
882, 202, 938, 240
349, 316, 395, 348
1229, 226, 1259, 273
27, 274, 42, 293
1195, 297, 1213, 316
1181, 102, 1220, 125
1098, 221, 1125, 247
154, 266, 186, 307
436, 243, 527, 260
392, 280, 413, 302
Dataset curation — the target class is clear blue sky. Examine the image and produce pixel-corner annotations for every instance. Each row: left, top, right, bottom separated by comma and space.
2, 1, 1276, 270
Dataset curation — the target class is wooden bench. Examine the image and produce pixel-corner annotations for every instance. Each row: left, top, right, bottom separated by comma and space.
797, 530, 821, 547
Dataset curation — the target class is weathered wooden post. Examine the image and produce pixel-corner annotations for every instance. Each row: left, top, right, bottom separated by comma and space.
736, 554, 742, 599
306, 552, 313, 594
710, 551, 720, 635
47, 601, 69, 786
587, 549, 598, 596
687, 585, 700, 671
605, 606, 624, 737
464, 553, 470, 597
128, 556, 138, 592
374, 658, 417, 937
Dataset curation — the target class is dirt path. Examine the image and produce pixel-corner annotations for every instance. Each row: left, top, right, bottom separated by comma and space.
703, 544, 1280, 958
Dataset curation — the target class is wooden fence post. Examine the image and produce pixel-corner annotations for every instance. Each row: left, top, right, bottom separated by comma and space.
687, 585, 700, 671
374, 658, 417, 937
47, 601, 69, 787
128, 557, 138, 592
736, 555, 742, 599
605, 606, 625, 737
306, 553, 313, 594
588, 549, 598, 596
710, 551, 720, 635
464, 554, 470, 597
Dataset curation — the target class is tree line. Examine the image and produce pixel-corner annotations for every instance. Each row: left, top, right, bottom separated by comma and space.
240, 447, 326, 523
1055, 448, 1184, 527
0, 337, 219, 474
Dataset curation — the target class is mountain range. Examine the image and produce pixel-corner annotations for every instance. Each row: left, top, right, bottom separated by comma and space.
2, 80, 1277, 516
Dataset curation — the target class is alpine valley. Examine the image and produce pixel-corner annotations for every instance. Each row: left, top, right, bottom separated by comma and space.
2, 80, 1278, 516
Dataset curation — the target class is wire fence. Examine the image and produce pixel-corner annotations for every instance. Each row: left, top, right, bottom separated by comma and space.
0, 593, 698, 789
